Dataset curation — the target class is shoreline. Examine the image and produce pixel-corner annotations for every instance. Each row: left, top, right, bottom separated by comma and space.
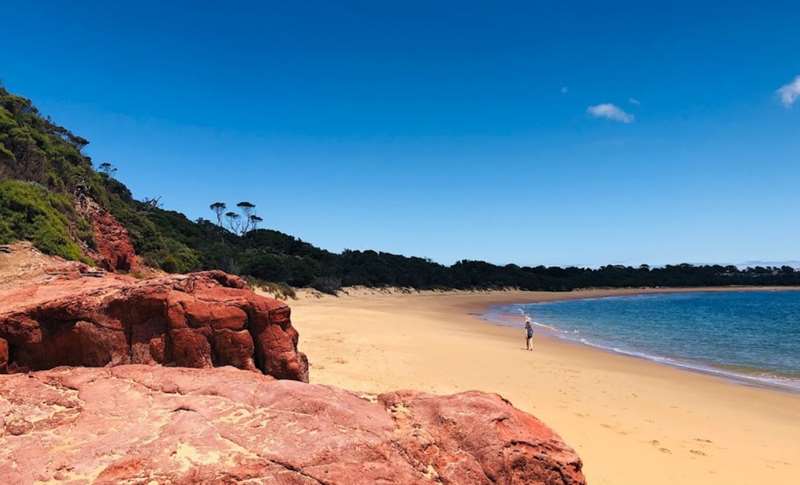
450, 284, 800, 311
474, 286, 800, 394
288, 283, 800, 309
284, 285, 800, 484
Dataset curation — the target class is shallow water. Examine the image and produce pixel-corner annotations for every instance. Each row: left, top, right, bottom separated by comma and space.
484, 291, 800, 391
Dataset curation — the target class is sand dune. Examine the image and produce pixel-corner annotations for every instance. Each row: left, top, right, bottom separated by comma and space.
277, 287, 800, 485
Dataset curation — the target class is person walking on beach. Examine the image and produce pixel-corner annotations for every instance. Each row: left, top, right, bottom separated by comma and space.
524, 316, 534, 351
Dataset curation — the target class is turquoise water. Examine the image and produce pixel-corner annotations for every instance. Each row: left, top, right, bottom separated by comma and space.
485, 291, 800, 391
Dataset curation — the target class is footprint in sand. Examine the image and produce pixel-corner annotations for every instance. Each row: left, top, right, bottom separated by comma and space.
694, 438, 713, 444
650, 440, 672, 454
689, 449, 707, 456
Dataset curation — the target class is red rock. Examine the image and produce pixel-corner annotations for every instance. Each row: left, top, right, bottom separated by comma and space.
91, 207, 138, 271
380, 390, 586, 484
75, 196, 138, 272
0, 270, 308, 381
0, 365, 586, 484
0, 337, 7, 373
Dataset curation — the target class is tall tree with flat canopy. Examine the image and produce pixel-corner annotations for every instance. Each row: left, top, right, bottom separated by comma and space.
209, 202, 226, 227
249, 215, 263, 231
237, 201, 256, 233
224, 211, 241, 234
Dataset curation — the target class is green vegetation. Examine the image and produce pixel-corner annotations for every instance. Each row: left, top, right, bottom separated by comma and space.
2, 84, 800, 293
0, 85, 199, 271
0, 179, 87, 260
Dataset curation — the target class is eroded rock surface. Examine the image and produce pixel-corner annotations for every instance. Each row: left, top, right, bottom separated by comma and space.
0, 365, 585, 484
75, 195, 139, 272
0, 269, 308, 381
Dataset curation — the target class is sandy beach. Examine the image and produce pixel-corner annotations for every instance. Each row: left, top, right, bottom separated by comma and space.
277, 287, 800, 485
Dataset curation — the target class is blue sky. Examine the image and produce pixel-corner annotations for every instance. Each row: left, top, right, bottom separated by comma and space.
4, 1, 799, 266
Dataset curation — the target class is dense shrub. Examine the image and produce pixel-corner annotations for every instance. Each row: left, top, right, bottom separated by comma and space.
310, 276, 343, 295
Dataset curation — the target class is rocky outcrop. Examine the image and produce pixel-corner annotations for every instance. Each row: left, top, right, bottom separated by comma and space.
75, 195, 138, 272
0, 269, 308, 381
0, 365, 586, 484
0, 243, 586, 484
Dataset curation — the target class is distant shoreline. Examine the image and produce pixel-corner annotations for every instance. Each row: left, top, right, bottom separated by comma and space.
290, 284, 800, 303
465, 284, 800, 312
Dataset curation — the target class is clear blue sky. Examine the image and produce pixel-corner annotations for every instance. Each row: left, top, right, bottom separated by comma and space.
4, 1, 799, 266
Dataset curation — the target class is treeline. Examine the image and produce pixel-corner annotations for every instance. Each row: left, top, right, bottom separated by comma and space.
2, 84, 799, 293
222, 232, 800, 292
149, 205, 800, 292
119, 204, 800, 292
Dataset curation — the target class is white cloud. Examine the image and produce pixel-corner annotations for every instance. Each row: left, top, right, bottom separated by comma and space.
628, 97, 640, 105
777, 75, 800, 107
560, 86, 569, 94
587, 103, 634, 123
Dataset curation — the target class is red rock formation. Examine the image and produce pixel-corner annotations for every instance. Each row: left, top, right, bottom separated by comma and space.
0, 270, 308, 381
380, 390, 586, 484
75, 196, 138, 272
0, 365, 586, 484
90, 207, 138, 272
0, 243, 586, 484
0, 337, 7, 373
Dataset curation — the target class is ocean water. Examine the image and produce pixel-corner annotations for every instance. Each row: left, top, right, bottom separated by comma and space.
484, 291, 800, 392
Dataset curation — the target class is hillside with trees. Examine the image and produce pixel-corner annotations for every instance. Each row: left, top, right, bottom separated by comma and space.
2, 85, 799, 293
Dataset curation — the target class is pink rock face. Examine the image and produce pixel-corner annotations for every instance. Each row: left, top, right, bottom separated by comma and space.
0, 270, 308, 382
0, 365, 586, 484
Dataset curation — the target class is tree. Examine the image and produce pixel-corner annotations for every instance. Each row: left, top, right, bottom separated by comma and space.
209, 202, 226, 226
225, 211, 241, 233
236, 201, 256, 233
210, 201, 260, 235
142, 196, 163, 210
98, 162, 117, 176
